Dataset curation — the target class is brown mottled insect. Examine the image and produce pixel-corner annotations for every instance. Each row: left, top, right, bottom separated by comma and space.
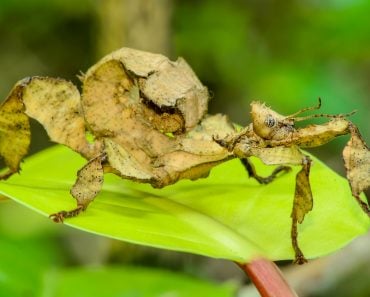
0, 48, 369, 264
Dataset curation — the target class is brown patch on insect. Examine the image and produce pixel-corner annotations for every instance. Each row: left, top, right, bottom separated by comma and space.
0, 48, 368, 264
50, 154, 105, 222
343, 123, 370, 215
291, 156, 313, 264
139, 97, 185, 134
0, 82, 30, 178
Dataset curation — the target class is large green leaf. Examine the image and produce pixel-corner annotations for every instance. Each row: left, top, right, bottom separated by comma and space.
0, 145, 368, 262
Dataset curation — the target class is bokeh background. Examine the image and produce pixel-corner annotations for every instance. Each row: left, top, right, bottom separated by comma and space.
0, 0, 369, 296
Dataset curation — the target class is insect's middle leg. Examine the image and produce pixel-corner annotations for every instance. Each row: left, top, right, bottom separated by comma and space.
290, 155, 313, 264
240, 158, 291, 184
235, 145, 314, 264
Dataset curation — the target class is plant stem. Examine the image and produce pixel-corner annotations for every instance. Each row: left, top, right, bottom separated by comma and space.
237, 258, 297, 297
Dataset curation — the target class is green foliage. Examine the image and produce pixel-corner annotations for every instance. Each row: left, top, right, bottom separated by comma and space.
0, 233, 234, 297
174, 0, 370, 144
51, 267, 235, 297
0, 146, 368, 263
0, 236, 61, 297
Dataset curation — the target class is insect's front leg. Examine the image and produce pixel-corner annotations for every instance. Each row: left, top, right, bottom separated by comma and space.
290, 155, 313, 264
234, 143, 313, 264
49, 154, 106, 223
343, 123, 370, 216
269, 119, 370, 216
240, 158, 291, 185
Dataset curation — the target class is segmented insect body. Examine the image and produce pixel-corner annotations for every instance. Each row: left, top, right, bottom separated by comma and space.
0, 48, 369, 264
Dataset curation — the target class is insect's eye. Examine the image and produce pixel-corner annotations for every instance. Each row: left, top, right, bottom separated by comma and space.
265, 115, 276, 128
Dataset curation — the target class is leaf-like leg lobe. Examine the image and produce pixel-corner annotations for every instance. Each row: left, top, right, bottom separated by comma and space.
343, 123, 370, 216
49, 154, 105, 223
0, 82, 31, 177
234, 144, 313, 263
291, 155, 313, 264
49, 205, 84, 223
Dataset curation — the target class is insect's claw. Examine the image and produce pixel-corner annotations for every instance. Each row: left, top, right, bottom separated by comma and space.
293, 252, 308, 265
49, 211, 66, 223
49, 205, 84, 223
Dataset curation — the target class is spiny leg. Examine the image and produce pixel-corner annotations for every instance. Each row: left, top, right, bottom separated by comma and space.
343, 122, 370, 216
291, 155, 313, 264
240, 158, 291, 184
0, 83, 31, 179
234, 145, 314, 264
1, 77, 102, 181
49, 154, 105, 223
0, 77, 107, 222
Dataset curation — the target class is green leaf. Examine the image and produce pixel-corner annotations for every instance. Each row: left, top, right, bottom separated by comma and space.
0, 146, 368, 262
48, 266, 236, 297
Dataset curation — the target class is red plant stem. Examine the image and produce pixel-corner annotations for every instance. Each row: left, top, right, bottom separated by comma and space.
237, 258, 297, 297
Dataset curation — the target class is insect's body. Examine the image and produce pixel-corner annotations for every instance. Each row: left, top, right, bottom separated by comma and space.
76, 51, 235, 188
0, 48, 369, 264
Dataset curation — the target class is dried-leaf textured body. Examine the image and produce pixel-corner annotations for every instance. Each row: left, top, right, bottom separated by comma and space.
83, 48, 209, 132
0, 48, 369, 264
343, 123, 370, 214
80, 48, 232, 187
0, 83, 30, 177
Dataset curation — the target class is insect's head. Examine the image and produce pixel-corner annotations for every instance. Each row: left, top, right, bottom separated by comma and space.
250, 98, 356, 141
250, 101, 295, 140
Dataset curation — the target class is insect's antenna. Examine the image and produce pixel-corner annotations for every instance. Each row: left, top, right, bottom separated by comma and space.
291, 109, 357, 122
285, 98, 322, 119
285, 98, 356, 122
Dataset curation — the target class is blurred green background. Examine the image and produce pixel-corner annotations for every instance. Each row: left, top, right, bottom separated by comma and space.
0, 0, 369, 296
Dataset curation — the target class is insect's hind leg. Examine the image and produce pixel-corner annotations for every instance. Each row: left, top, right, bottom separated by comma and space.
1, 77, 101, 181
343, 123, 370, 216
49, 154, 106, 223
0, 83, 31, 180
240, 158, 291, 184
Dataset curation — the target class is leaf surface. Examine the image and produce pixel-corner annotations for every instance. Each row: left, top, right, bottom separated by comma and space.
0, 145, 368, 262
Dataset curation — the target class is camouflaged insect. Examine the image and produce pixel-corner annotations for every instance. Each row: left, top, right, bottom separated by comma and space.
0, 48, 369, 264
